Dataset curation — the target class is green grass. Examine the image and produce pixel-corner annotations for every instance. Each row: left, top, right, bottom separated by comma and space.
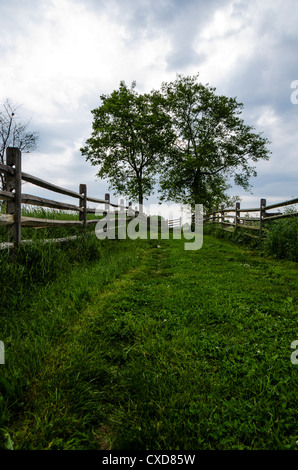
204, 214, 298, 261
0, 230, 297, 450
262, 216, 298, 261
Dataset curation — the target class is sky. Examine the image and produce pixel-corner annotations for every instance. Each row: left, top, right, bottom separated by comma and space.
0, 0, 297, 215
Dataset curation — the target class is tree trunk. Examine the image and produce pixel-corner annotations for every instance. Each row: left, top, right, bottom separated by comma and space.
137, 175, 143, 213
138, 189, 143, 213
192, 169, 202, 206
0, 173, 5, 191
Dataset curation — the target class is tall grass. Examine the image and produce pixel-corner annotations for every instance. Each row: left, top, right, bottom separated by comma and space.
262, 216, 298, 261
1, 234, 297, 450
1, 206, 297, 449
0, 205, 142, 448
204, 215, 298, 261
0, 228, 149, 449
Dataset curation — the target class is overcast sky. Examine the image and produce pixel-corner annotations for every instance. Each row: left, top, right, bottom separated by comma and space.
1, 0, 297, 212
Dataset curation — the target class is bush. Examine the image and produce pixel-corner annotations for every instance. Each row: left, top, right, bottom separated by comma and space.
262, 216, 298, 261
0, 234, 103, 315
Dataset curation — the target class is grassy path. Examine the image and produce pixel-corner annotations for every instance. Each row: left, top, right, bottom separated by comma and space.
4, 235, 298, 450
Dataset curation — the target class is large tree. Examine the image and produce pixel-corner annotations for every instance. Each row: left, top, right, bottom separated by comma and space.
0, 99, 39, 190
81, 81, 174, 208
159, 73, 271, 210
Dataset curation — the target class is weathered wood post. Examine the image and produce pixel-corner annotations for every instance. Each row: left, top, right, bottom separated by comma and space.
104, 193, 110, 214
79, 184, 87, 229
259, 198, 266, 236
127, 201, 133, 221
205, 210, 209, 224
221, 204, 225, 229
235, 202, 240, 230
6, 147, 22, 249
118, 198, 126, 239
104, 193, 110, 233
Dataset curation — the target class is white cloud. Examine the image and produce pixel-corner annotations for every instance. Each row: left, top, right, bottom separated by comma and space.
2, 0, 130, 115
194, 2, 257, 87
0, 0, 297, 207
1, 0, 173, 118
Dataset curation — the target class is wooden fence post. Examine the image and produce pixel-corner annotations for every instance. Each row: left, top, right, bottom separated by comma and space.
6, 147, 22, 249
79, 184, 87, 228
205, 210, 209, 223
259, 198, 266, 236
118, 198, 126, 239
221, 204, 225, 229
103, 193, 110, 234
128, 201, 133, 220
235, 202, 240, 230
105, 193, 110, 212
104, 193, 110, 219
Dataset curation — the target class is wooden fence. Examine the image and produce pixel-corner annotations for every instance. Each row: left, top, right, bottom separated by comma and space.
2, 147, 297, 249
204, 197, 298, 238
168, 217, 181, 228
0, 147, 141, 251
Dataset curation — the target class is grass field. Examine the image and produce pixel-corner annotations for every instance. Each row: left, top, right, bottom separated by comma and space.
0, 228, 297, 450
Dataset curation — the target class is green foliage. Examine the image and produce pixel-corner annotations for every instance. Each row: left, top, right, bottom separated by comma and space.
0, 234, 297, 450
0, 234, 146, 447
262, 216, 298, 261
159, 73, 271, 210
204, 215, 298, 261
81, 73, 270, 210
81, 81, 174, 205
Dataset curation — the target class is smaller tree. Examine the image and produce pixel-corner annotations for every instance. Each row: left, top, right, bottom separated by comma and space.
0, 99, 39, 190
81, 81, 175, 209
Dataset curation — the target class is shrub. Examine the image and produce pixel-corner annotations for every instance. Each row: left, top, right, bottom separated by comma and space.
262, 216, 298, 261
203, 216, 298, 259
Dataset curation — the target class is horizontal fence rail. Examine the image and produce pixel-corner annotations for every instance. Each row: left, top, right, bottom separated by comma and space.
204, 197, 298, 238
0, 147, 142, 251
168, 217, 181, 228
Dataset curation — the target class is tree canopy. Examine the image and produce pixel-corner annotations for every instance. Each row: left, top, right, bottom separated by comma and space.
159, 73, 271, 210
81, 81, 174, 207
82, 74, 271, 210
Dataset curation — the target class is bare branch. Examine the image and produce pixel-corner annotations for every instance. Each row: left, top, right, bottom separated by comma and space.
0, 98, 39, 190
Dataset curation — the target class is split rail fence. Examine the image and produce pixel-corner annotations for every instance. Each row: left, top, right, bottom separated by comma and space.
0, 147, 142, 251
204, 197, 298, 238
168, 217, 182, 229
